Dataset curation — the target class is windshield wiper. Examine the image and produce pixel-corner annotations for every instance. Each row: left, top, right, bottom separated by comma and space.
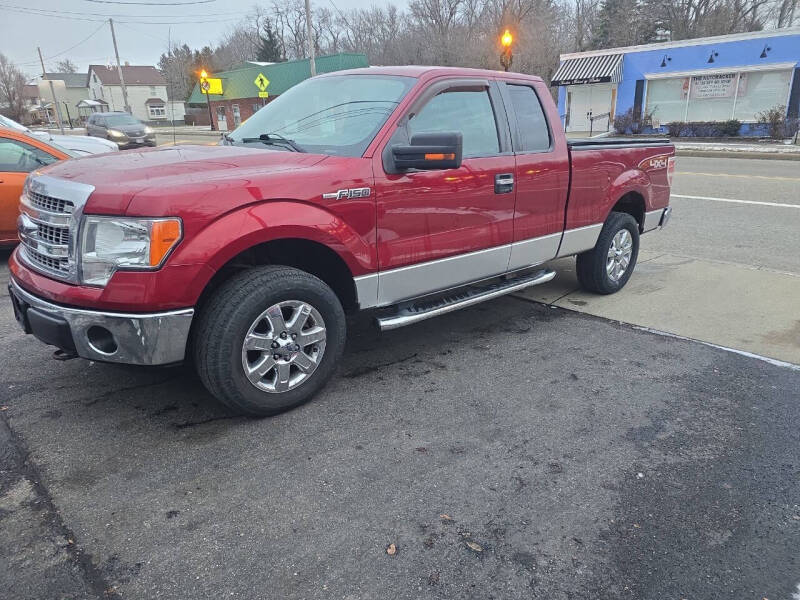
238, 132, 306, 153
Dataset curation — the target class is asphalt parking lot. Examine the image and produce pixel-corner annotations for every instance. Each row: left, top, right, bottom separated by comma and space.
2, 155, 799, 599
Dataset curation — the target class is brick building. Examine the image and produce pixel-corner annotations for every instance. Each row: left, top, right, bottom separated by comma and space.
187, 53, 369, 131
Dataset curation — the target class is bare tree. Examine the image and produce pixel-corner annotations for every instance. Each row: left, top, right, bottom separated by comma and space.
55, 59, 78, 73
0, 53, 28, 122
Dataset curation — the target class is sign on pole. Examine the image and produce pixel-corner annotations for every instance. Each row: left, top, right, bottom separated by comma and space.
200, 78, 223, 95
254, 73, 270, 92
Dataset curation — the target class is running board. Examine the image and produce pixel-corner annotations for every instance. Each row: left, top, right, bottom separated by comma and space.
376, 268, 556, 331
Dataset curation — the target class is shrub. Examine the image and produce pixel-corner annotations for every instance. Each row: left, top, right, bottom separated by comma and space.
666, 122, 684, 137
666, 120, 741, 138
757, 105, 797, 140
613, 107, 655, 135
720, 119, 741, 136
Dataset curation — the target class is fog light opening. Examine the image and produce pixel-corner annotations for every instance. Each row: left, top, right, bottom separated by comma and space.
87, 326, 118, 355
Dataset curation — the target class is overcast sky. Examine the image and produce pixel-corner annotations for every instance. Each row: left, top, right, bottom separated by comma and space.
1, 0, 398, 78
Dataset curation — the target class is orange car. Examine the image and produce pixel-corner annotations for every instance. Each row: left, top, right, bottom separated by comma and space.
0, 128, 73, 246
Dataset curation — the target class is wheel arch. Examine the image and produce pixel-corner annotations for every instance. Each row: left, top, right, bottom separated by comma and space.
197, 237, 359, 316
610, 190, 646, 232
605, 168, 652, 232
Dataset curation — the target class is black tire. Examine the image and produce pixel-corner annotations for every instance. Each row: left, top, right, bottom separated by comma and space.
193, 265, 346, 417
576, 211, 640, 295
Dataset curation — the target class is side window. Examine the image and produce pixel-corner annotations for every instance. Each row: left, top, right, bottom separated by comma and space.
507, 84, 551, 152
0, 138, 59, 172
408, 89, 500, 158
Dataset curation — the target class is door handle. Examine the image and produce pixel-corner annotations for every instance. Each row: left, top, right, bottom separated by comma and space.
495, 173, 514, 194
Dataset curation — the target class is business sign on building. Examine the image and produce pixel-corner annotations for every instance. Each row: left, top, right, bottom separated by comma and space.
690, 73, 737, 99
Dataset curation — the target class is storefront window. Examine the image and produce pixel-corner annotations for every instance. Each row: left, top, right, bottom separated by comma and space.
686, 74, 737, 121
733, 70, 793, 121
645, 77, 687, 123
646, 68, 792, 123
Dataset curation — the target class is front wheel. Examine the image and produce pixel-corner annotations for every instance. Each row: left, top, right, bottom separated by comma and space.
193, 266, 346, 416
576, 211, 640, 295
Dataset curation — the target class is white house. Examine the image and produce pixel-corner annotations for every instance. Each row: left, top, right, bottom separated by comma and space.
87, 64, 186, 123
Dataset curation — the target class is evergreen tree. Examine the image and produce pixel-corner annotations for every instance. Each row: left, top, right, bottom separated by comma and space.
257, 19, 284, 62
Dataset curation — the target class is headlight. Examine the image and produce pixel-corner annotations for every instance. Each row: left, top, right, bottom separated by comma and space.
107, 129, 125, 138
144, 126, 154, 134
80, 216, 182, 286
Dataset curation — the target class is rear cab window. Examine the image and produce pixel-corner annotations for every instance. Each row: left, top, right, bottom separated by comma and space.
505, 83, 552, 153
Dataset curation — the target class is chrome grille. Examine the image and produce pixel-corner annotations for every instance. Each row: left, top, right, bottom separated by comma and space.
35, 223, 70, 245
27, 190, 74, 214
18, 175, 94, 283
24, 247, 71, 274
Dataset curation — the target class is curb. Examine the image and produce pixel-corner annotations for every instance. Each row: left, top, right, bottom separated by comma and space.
675, 149, 800, 161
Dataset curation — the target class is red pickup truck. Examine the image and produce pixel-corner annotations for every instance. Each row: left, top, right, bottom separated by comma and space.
9, 66, 674, 416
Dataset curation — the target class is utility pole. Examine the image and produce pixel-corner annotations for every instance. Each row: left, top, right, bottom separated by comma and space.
37, 47, 64, 134
109, 18, 131, 114
304, 0, 316, 76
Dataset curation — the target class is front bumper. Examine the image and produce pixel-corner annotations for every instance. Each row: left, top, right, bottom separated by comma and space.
9, 278, 193, 366
113, 135, 157, 148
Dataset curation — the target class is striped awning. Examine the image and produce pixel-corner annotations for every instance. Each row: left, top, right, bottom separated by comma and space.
551, 54, 623, 86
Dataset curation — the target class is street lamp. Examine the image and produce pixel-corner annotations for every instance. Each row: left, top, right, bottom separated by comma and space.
200, 69, 216, 131
500, 29, 513, 72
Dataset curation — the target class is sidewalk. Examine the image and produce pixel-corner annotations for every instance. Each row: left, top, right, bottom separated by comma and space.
517, 251, 800, 366
674, 140, 800, 160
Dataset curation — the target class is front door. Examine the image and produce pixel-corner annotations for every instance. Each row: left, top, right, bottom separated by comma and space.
0, 136, 62, 243
567, 83, 615, 133
374, 80, 516, 306
216, 107, 227, 131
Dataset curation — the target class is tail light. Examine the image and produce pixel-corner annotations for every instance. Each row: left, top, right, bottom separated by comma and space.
667, 156, 676, 187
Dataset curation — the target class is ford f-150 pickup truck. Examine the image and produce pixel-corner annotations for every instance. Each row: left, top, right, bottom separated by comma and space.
8, 66, 674, 416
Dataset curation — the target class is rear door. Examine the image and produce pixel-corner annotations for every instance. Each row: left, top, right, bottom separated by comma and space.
373, 78, 517, 305
499, 80, 570, 269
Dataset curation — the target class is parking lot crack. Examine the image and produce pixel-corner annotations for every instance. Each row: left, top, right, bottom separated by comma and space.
0, 414, 120, 599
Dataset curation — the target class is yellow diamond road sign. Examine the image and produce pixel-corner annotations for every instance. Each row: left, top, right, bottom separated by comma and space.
254, 73, 270, 92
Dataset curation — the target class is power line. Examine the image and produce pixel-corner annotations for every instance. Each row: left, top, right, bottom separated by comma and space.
82, 0, 217, 5
0, 2, 241, 18
15, 21, 108, 66
1, 5, 239, 24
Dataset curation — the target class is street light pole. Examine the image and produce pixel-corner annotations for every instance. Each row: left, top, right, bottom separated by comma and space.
37, 47, 64, 134
304, 0, 316, 76
109, 19, 132, 114
200, 71, 215, 131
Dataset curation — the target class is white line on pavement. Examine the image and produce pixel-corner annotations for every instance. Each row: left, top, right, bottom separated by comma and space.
672, 194, 800, 209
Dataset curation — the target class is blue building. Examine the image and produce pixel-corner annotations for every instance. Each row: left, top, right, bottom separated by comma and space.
552, 27, 800, 135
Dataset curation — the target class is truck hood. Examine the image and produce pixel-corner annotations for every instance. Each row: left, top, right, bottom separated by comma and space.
40, 144, 327, 213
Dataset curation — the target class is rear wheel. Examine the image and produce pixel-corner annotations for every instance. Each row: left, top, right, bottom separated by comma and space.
576, 211, 640, 294
193, 265, 346, 416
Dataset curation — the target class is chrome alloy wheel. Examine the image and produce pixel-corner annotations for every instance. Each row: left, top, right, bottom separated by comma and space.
606, 229, 633, 282
241, 300, 327, 393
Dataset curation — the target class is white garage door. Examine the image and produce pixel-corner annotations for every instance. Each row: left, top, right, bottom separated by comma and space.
567, 83, 616, 133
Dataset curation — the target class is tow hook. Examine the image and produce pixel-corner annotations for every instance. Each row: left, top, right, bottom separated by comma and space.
53, 349, 78, 361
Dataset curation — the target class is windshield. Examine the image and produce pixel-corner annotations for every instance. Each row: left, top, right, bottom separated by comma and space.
0, 114, 29, 132
43, 139, 80, 158
104, 114, 142, 127
228, 74, 415, 157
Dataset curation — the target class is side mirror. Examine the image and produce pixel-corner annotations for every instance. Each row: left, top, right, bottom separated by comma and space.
392, 132, 463, 171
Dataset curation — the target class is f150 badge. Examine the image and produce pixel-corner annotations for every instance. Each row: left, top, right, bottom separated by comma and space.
322, 187, 371, 200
